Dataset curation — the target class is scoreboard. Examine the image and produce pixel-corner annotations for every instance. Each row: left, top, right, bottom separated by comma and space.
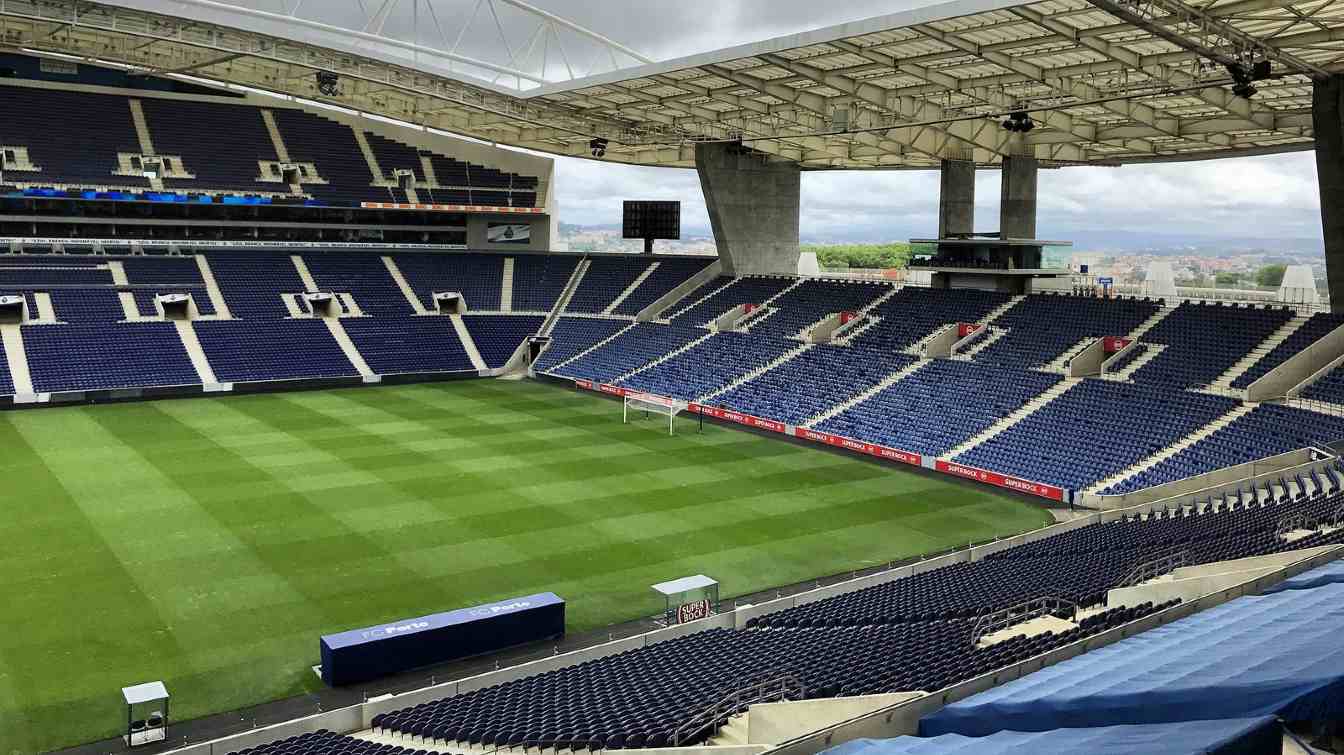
623, 200, 681, 241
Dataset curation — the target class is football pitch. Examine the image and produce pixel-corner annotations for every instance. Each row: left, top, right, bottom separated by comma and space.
0, 379, 1053, 753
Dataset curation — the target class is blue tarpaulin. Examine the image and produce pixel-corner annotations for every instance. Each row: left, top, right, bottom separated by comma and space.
1265, 559, 1344, 594
920, 582, 1344, 737
827, 717, 1280, 755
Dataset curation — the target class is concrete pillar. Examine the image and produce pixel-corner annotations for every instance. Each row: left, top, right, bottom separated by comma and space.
695, 142, 800, 276
1313, 75, 1344, 313
938, 159, 975, 238
999, 156, 1038, 240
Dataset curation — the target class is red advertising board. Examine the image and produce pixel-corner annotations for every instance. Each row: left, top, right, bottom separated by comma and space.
958, 322, 983, 338
934, 460, 1066, 501
792, 428, 922, 467
1102, 336, 1132, 354
689, 404, 787, 434
840, 311, 859, 325
675, 599, 713, 624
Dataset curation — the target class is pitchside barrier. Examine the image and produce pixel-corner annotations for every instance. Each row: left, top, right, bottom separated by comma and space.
574, 380, 1070, 503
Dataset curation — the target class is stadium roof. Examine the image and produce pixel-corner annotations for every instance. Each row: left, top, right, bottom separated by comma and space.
3, 0, 1342, 168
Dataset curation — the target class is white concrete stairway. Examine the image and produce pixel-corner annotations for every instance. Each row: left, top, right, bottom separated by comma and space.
952, 325, 1007, 360
603, 261, 659, 314
663, 277, 739, 322
382, 255, 430, 315
0, 323, 36, 400
942, 379, 1081, 459
173, 320, 222, 389
735, 278, 807, 333
1209, 313, 1311, 391
700, 342, 814, 403
541, 259, 590, 335
1042, 337, 1095, 373
804, 358, 929, 428
194, 255, 234, 320
1085, 403, 1257, 493
128, 99, 156, 155
546, 321, 637, 374
1103, 343, 1167, 381
500, 257, 516, 312
708, 714, 750, 747
829, 284, 902, 343
450, 313, 489, 371
260, 110, 292, 163
1126, 305, 1177, 342
616, 330, 715, 383
981, 294, 1027, 325
351, 128, 386, 184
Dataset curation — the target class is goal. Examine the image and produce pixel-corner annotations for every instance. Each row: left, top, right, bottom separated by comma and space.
623, 392, 690, 435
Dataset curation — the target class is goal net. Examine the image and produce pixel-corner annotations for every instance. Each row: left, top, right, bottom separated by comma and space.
623, 392, 690, 435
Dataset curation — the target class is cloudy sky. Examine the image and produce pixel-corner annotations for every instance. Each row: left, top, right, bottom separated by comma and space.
483, 0, 1319, 245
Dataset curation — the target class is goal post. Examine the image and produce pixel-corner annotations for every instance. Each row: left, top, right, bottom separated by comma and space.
623, 392, 690, 436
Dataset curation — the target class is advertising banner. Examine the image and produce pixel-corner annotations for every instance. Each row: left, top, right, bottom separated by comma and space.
958, 322, 983, 338
361, 202, 544, 214
934, 461, 1067, 501
1103, 336, 1133, 353
840, 311, 859, 325
792, 428, 922, 466
688, 404, 786, 434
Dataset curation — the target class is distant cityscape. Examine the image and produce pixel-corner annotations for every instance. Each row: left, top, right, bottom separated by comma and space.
556, 224, 1328, 290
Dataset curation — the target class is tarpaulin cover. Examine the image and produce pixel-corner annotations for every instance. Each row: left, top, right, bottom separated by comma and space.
1264, 559, 1344, 594
826, 717, 1279, 755
920, 582, 1344, 737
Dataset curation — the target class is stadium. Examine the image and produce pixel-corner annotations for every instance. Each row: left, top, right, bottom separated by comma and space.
2, 0, 1344, 753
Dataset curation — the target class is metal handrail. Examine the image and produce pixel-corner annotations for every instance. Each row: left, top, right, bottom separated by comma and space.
969, 595, 1078, 646
1115, 549, 1188, 588
1276, 512, 1318, 537
671, 673, 804, 746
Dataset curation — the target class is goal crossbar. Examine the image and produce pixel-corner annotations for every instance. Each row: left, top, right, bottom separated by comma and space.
623, 392, 690, 435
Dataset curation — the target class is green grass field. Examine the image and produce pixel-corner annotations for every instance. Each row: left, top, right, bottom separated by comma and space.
0, 379, 1052, 753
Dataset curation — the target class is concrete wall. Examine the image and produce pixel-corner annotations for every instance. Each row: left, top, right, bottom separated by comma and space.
1098, 339, 1138, 374
999, 157, 1037, 240
696, 144, 800, 276
922, 324, 960, 358
938, 160, 975, 238
746, 694, 924, 745
1067, 338, 1106, 378
1247, 322, 1344, 401
637, 260, 724, 322
1083, 449, 1320, 510
1314, 75, 1344, 313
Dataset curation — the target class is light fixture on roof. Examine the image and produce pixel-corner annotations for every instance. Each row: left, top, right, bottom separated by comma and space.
1001, 111, 1035, 133
315, 71, 340, 97
589, 138, 609, 158
1226, 59, 1271, 99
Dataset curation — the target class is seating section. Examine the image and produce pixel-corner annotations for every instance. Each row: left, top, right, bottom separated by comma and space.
393, 253, 503, 312
194, 318, 358, 382
1300, 363, 1344, 404
745, 280, 891, 339
303, 252, 413, 316
25, 320, 200, 392
552, 324, 706, 384
341, 317, 474, 375
611, 258, 715, 317
1232, 313, 1344, 388
975, 295, 1160, 369
463, 315, 544, 367
206, 251, 308, 318
847, 288, 1011, 352
957, 380, 1238, 490
713, 346, 918, 426
225, 731, 390, 755
618, 331, 799, 401
121, 256, 217, 318
1103, 404, 1344, 494
0, 86, 143, 188
535, 318, 632, 374
140, 98, 277, 193
512, 256, 579, 312
567, 257, 652, 314
816, 361, 1061, 456
1132, 302, 1294, 388
667, 276, 795, 327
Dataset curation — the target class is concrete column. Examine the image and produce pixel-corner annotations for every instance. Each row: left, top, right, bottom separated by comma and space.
1313, 74, 1344, 313
938, 159, 976, 238
695, 142, 801, 276
999, 156, 1038, 240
